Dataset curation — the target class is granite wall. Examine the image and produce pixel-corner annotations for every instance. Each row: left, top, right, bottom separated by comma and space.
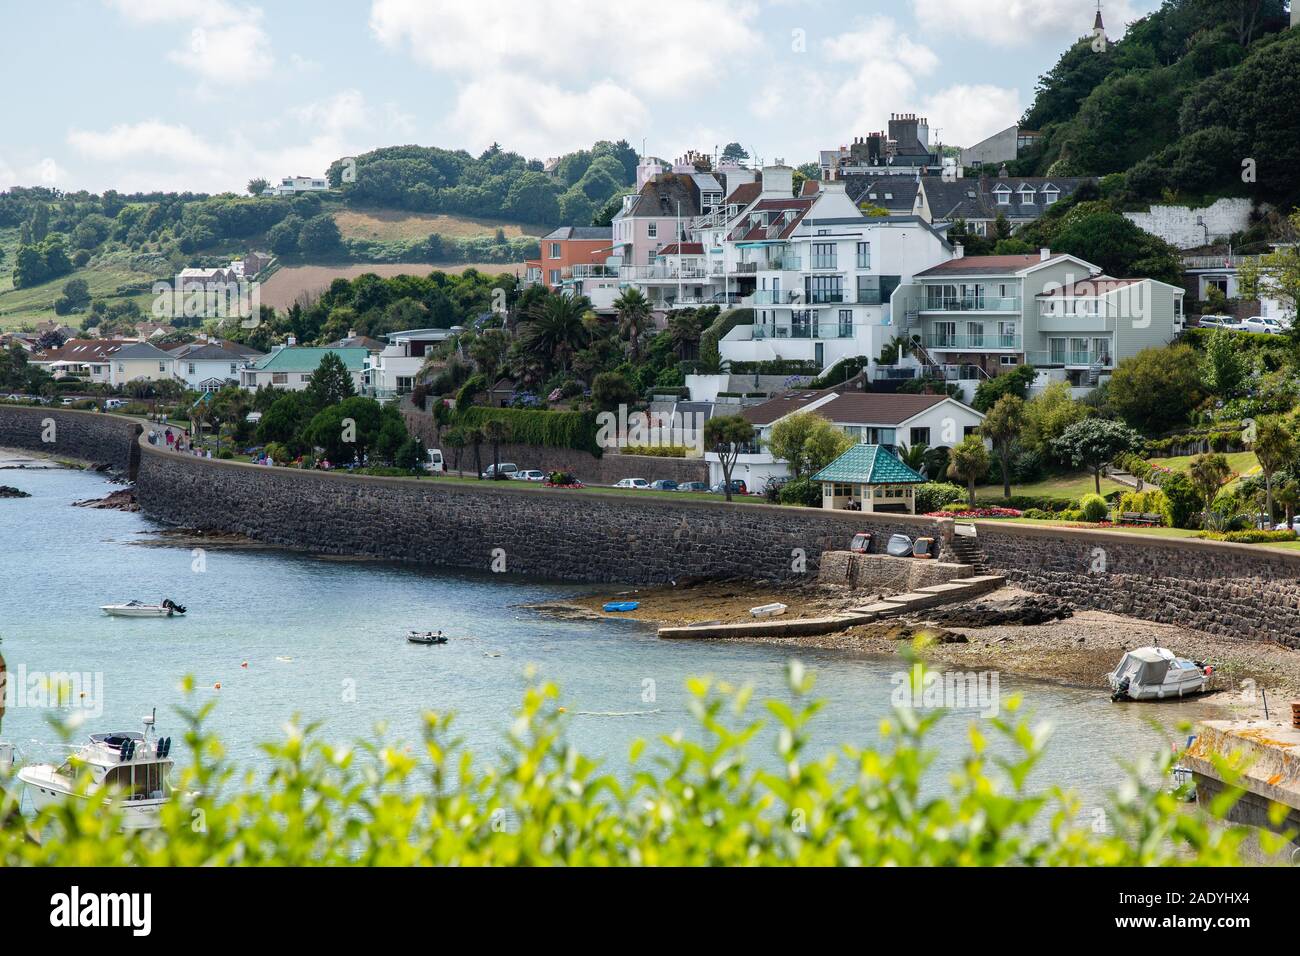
0, 405, 141, 477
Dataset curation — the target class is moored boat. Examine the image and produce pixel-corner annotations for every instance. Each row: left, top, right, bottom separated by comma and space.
407, 630, 448, 645
100, 599, 187, 618
1108, 647, 1212, 701
17, 709, 175, 830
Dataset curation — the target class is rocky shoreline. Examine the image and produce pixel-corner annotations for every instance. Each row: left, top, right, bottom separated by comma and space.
539, 580, 1300, 719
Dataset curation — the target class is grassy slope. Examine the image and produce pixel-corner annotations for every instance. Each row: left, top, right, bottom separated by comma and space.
976, 471, 1129, 500
334, 208, 549, 242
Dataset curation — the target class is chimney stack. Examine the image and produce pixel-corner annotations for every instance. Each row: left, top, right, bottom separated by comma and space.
1040, 248, 1051, 262
953, 243, 965, 260
287, 335, 297, 347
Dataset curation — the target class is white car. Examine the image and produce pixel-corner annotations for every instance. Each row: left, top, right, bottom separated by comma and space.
513, 469, 546, 481
1241, 316, 1284, 335
614, 478, 649, 489
481, 462, 518, 479
1198, 315, 1237, 329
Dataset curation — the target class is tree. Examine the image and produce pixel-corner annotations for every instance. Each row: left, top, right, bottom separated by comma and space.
972, 364, 1034, 413
466, 425, 486, 478
705, 415, 755, 502
305, 396, 387, 464
1198, 329, 1247, 398
298, 214, 342, 255
981, 394, 1026, 499
766, 412, 822, 479
721, 143, 750, 165
1188, 452, 1233, 514
482, 419, 512, 478
306, 353, 356, 411
947, 435, 991, 507
803, 420, 856, 476
247, 178, 269, 196
1276, 480, 1300, 529
613, 286, 652, 362
1239, 211, 1300, 342
591, 371, 637, 413
1054, 418, 1140, 494
521, 294, 591, 374
1107, 345, 1204, 435
1022, 381, 1087, 458
443, 426, 467, 474
1251, 416, 1294, 522
257, 392, 313, 449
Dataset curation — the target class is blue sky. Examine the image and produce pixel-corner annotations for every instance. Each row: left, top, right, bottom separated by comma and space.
1, 0, 1158, 194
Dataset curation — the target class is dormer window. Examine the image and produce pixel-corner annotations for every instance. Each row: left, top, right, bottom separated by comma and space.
993, 186, 1011, 205
1043, 187, 1060, 205
1019, 185, 1037, 204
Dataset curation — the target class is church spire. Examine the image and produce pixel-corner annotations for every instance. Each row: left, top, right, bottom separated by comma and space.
1094, 1, 1105, 32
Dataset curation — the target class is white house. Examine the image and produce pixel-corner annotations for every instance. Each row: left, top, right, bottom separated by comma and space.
240, 346, 367, 393
266, 175, 329, 196
168, 341, 264, 392
364, 328, 457, 400
704, 376, 984, 487
106, 342, 177, 387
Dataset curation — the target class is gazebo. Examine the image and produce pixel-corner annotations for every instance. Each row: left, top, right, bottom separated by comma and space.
812, 444, 927, 513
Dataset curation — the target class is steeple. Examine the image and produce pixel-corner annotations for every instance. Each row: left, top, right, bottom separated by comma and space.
1094, 1, 1105, 33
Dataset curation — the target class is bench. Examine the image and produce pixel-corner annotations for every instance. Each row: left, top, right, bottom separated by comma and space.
1120, 511, 1163, 526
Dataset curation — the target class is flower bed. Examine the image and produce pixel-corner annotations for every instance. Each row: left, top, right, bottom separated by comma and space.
926, 507, 1023, 518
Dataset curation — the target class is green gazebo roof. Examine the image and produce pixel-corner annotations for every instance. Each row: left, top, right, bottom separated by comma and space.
812, 444, 926, 485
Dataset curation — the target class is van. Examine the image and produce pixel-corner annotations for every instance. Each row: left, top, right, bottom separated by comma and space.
424, 448, 445, 473
481, 462, 518, 479
103, 399, 128, 410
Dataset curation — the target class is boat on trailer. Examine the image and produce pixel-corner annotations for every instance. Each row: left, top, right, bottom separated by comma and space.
17, 710, 175, 830
100, 599, 187, 618
1108, 647, 1212, 701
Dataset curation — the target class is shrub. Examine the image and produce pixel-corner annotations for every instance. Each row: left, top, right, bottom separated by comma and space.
915, 481, 966, 514
1023, 508, 1054, 519
621, 445, 689, 458
460, 406, 601, 457
1117, 489, 1170, 525
1197, 529, 1298, 544
262, 441, 291, 465
1058, 508, 1086, 522
1079, 493, 1109, 522
777, 476, 822, 507
1159, 471, 1200, 529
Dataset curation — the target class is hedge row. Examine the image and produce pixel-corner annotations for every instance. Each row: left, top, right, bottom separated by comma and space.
455, 406, 601, 457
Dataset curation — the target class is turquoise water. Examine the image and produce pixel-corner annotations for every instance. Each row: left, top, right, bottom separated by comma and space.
0, 464, 1213, 809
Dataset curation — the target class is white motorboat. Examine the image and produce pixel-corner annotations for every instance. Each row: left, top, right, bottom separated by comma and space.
100, 599, 187, 618
1108, 647, 1212, 701
749, 603, 788, 618
17, 710, 175, 830
407, 630, 448, 645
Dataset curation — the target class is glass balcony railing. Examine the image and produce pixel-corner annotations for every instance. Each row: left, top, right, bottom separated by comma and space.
751, 290, 797, 305
810, 256, 838, 270
1029, 351, 1113, 367
924, 334, 1022, 351
753, 324, 856, 340
922, 296, 1021, 312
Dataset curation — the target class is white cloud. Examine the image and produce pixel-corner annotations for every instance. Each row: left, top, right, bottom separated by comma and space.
911, 0, 1144, 47
447, 75, 647, 158
106, 0, 273, 85
918, 84, 1025, 149
63, 92, 411, 193
0, 154, 65, 189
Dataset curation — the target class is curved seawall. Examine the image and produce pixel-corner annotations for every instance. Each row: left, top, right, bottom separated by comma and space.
3, 406, 1299, 644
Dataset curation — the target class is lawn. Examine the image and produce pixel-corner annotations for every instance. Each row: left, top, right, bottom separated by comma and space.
971, 516, 1300, 551
975, 470, 1128, 502
0, 247, 167, 331
334, 208, 549, 242
1147, 450, 1260, 484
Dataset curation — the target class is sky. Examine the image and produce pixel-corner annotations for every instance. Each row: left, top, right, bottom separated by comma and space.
0, 0, 1160, 195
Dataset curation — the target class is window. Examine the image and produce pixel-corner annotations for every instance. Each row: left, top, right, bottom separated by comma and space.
999, 321, 1017, 347
1049, 338, 1066, 363
807, 275, 843, 303
838, 309, 853, 337
967, 322, 984, 347
816, 229, 830, 236
230, 363, 238, 375
963, 425, 979, 437
993, 186, 1011, 205
188, 363, 196, 374
647, 222, 658, 238
884, 192, 893, 200
934, 321, 957, 346
272, 372, 288, 385
999, 356, 1018, 366
1043, 188, 1059, 205
811, 242, 836, 270
159, 362, 167, 372
548, 242, 561, 259
548, 269, 561, 284
856, 242, 870, 269
910, 427, 930, 447
1019, 185, 1036, 204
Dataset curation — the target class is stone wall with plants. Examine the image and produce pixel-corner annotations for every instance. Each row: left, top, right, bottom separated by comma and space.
0, 405, 141, 476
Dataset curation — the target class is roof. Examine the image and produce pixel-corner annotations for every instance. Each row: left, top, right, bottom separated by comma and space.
725, 181, 762, 208
913, 253, 1083, 277
727, 197, 816, 242
741, 379, 973, 427
326, 335, 386, 351
800, 179, 820, 197
167, 339, 265, 358
657, 242, 704, 256
920, 175, 1093, 222
32, 339, 134, 363
171, 344, 253, 361
541, 226, 612, 241
251, 347, 368, 372
812, 444, 926, 485
842, 175, 920, 213
621, 174, 700, 220
111, 342, 175, 360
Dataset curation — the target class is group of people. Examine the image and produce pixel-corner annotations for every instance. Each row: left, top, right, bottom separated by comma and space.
145, 425, 213, 459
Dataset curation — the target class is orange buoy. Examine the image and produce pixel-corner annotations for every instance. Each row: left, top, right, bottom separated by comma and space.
214, 682, 222, 690
241, 661, 248, 669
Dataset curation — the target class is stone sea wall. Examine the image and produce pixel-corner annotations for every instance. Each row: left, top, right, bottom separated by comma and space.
5, 406, 1300, 644
0, 406, 141, 476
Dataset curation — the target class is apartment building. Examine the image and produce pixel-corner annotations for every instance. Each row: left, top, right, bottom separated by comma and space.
892, 249, 1185, 395
364, 328, 457, 400
523, 226, 614, 288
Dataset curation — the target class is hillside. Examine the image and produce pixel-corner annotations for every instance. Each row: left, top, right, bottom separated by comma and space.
333, 208, 549, 243
1014, 0, 1299, 214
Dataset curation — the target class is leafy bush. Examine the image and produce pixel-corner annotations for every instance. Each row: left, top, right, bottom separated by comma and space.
915, 481, 966, 514
1079, 493, 1109, 522
0, 662, 1265, 866
1022, 508, 1054, 519
777, 476, 822, 507
975, 494, 1076, 512
621, 445, 689, 458
1117, 489, 1170, 525
1159, 471, 1201, 529
1058, 508, 1086, 522
1197, 529, 1298, 544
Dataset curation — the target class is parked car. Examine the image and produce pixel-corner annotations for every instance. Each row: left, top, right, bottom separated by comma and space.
1197, 315, 1234, 329
677, 481, 709, 493
423, 448, 445, 473
481, 462, 518, 479
614, 478, 649, 489
514, 469, 546, 481
711, 479, 748, 495
649, 479, 678, 491
1241, 316, 1284, 335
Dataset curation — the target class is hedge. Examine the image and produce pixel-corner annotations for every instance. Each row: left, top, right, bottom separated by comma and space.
456, 406, 601, 457
621, 445, 689, 458
698, 308, 754, 365
1197, 529, 1298, 544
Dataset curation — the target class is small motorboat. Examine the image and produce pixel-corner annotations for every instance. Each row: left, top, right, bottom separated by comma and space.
1108, 647, 1212, 701
17, 709, 175, 830
407, 630, 448, 645
750, 602, 787, 618
100, 599, 187, 618
603, 601, 640, 613
886, 534, 913, 557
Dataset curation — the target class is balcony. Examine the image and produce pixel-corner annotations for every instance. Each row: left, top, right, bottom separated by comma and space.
1027, 350, 1112, 368
750, 290, 798, 305
735, 255, 802, 273
924, 334, 1022, 351
921, 295, 1021, 313
753, 322, 856, 341
810, 256, 838, 271
619, 265, 713, 282
570, 264, 620, 279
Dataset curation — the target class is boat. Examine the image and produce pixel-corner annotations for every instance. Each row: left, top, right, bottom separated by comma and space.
1108, 647, 1212, 701
603, 601, 640, 612
886, 534, 913, 557
17, 710, 175, 830
750, 602, 787, 618
407, 631, 448, 645
100, 599, 187, 618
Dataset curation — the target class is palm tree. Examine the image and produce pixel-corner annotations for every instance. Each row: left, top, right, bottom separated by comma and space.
521, 294, 591, 374
1252, 415, 1296, 524
443, 427, 467, 474
614, 286, 653, 362
483, 419, 512, 477
947, 435, 990, 508
466, 425, 486, 478
896, 442, 929, 476
980, 394, 1026, 500
1277, 480, 1300, 529
1188, 452, 1232, 515
666, 309, 706, 359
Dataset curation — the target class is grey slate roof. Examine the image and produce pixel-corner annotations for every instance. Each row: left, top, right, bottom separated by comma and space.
842, 175, 921, 213
623, 174, 701, 220
922, 175, 1093, 222
542, 226, 613, 241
